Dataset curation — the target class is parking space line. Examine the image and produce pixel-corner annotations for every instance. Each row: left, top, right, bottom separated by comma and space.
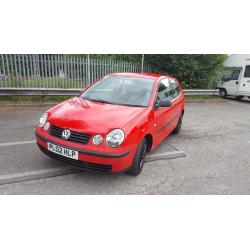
0, 140, 36, 147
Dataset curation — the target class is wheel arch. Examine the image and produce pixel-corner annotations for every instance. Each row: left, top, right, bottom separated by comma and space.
219, 87, 227, 92
144, 133, 153, 152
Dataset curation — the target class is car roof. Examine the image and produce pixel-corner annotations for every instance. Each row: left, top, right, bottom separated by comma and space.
108, 72, 174, 80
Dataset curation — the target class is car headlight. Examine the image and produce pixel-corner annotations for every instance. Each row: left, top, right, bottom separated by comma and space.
39, 112, 48, 127
106, 129, 125, 148
43, 122, 50, 131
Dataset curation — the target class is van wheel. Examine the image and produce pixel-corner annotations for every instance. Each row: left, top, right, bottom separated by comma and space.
173, 113, 183, 134
127, 138, 147, 176
219, 89, 227, 98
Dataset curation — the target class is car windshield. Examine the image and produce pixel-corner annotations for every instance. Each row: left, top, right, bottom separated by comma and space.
80, 76, 155, 107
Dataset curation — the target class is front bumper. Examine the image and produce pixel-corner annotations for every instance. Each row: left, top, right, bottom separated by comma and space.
35, 128, 134, 173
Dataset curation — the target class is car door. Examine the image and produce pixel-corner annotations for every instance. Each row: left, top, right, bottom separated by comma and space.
152, 78, 176, 144
239, 65, 250, 95
169, 78, 183, 128
223, 69, 241, 95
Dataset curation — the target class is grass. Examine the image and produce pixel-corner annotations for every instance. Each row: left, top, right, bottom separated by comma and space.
1, 77, 86, 89
185, 95, 219, 100
0, 95, 72, 103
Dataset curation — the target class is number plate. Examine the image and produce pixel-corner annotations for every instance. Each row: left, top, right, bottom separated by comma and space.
47, 142, 78, 160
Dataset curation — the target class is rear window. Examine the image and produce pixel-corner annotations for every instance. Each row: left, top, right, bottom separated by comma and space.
244, 65, 250, 78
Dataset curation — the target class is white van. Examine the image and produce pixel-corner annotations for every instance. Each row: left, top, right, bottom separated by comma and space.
218, 55, 250, 99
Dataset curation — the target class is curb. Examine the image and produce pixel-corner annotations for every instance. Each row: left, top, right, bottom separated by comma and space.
0, 150, 186, 186
145, 150, 186, 162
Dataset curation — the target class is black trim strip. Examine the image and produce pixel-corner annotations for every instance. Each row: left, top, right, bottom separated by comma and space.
35, 132, 130, 158
157, 114, 180, 134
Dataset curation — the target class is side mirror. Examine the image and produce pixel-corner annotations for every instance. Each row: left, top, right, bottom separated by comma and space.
155, 99, 172, 108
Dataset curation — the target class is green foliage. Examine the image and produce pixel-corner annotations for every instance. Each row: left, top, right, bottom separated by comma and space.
144, 54, 228, 89
2, 77, 86, 88
1, 54, 227, 90
73, 54, 228, 89
0, 95, 71, 103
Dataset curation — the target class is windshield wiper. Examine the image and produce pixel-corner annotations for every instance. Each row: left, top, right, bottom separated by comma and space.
115, 103, 146, 107
83, 97, 146, 107
84, 97, 116, 105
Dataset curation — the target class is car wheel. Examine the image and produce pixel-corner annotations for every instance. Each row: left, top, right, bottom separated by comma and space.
219, 89, 227, 98
127, 138, 147, 176
172, 113, 183, 134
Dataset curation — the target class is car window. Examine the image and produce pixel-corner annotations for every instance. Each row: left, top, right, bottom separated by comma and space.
244, 65, 250, 78
170, 78, 181, 98
157, 78, 180, 101
231, 70, 240, 80
157, 78, 172, 101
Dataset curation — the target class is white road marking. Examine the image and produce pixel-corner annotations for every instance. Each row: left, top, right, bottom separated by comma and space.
0, 167, 81, 186
0, 140, 36, 147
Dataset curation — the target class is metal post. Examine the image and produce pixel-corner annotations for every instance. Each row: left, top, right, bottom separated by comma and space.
1, 54, 6, 87
141, 54, 144, 73
87, 54, 91, 84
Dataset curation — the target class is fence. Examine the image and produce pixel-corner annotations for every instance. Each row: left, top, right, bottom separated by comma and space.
0, 54, 151, 89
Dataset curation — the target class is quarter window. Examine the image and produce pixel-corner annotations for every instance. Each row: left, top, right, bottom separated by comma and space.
171, 79, 181, 98
244, 65, 250, 78
157, 78, 173, 101
157, 78, 181, 101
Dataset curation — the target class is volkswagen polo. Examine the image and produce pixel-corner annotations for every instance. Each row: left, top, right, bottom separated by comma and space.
35, 73, 184, 176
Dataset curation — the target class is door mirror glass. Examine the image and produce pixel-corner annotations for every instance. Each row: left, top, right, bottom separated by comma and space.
155, 99, 172, 108
160, 100, 172, 107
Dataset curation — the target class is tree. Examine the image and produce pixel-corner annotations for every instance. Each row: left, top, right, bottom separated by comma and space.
145, 54, 228, 89
69, 54, 228, 89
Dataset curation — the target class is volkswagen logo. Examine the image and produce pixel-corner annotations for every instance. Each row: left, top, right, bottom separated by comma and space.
62, 129, 71, 140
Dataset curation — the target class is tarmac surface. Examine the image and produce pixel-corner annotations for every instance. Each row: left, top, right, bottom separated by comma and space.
0, 98, 250, 194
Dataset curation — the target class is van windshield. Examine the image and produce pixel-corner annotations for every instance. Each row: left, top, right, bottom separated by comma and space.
80, 76, 155, 107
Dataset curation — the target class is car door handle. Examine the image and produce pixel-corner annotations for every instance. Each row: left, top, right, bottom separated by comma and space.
236, 81, 239, 84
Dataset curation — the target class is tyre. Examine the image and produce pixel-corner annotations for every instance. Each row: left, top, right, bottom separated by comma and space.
219, 89, 227, 98
172, 113, 183, 134
127, 138, 147, 176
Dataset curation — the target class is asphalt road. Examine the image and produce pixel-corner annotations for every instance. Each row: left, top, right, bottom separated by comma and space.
0, 98, 250, 194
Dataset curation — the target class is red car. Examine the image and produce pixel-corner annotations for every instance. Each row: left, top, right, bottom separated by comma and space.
35, 73, 184, 176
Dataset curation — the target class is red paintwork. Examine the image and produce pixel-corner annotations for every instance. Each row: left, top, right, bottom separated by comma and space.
35, 72, 185, 173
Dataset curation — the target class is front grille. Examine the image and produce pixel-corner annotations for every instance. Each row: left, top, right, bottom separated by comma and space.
50, 125, 91, 145
38, 145, 112, 173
